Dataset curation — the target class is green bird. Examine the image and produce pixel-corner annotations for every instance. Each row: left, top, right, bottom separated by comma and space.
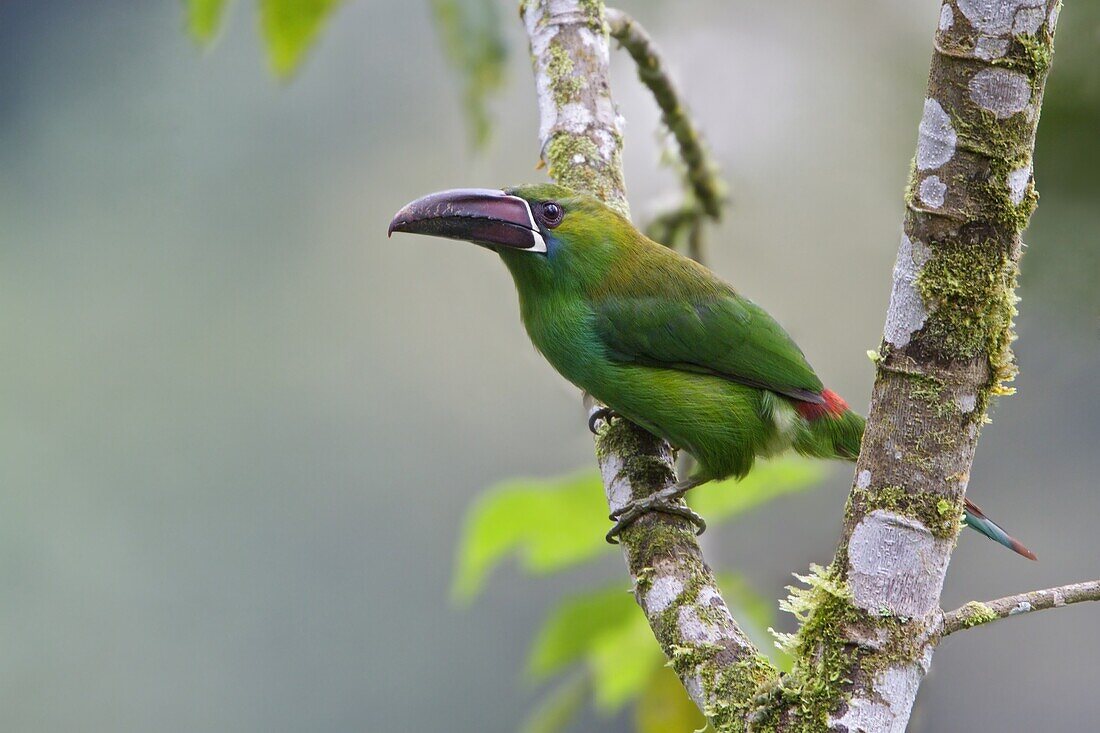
388, 184, 1035, 559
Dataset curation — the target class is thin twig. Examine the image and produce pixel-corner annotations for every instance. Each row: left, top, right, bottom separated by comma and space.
642, 201, 700, 250
942, 580, 1100, 637
607, 8, 726, 222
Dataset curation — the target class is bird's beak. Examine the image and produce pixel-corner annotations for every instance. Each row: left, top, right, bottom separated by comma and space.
387, 188, 547, 254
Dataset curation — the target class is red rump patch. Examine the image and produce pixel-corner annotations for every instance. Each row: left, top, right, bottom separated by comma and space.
794, 389, 849, 421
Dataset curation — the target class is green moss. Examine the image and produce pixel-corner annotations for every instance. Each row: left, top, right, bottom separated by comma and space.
757, 563, 943, 730
903, 156, 919, 209
907, 373, 953, 417
576, 0, 606, 32
634, 555, 780, 732
544, 133, 627, 216
767, 564, 861, 730
626, 521, 692, 572
704, 655, 777, 732
546, 43, 583, 105
916, 238, 1019, 395
994, 30, 1055, 85
854, 485, 963, 540
953, 601, 998, 629
948, 108, 1028, 163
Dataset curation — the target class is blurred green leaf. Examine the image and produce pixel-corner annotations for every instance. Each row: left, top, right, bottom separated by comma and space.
451, 471, 610, 602
430, 0, 507, 148
717, 574, 792, 672
634, 667, 708, 733
520, 672, 588, 733
185, 0, 232, 44
259, 0, 344, 77
588, 612, 665, 712
526, 573, 784, 723
527, 585, 638, 680
527, 583, 663, 713
688, 458, 825, 525
452, 458, 826, 602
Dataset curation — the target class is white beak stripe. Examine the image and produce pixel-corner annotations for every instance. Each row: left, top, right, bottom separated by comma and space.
517, 196, 548, 253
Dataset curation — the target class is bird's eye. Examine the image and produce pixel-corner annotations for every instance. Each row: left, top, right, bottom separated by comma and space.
540, 201, 564, 228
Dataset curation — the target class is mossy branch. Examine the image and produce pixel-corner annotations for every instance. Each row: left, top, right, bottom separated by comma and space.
942, 579, 1100, 636
521, 2, 773, 729
606, 8, 725, 262
606, 8, 727, 223
521, 0, 628, 216
778, 2, 1065, 730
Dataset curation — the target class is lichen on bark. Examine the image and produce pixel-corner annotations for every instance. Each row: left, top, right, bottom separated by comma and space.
786, 2, 1063, 729
521, 0, 628, 216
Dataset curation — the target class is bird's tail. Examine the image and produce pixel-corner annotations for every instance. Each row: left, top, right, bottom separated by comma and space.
792, 390, 864, 461
963, 498, 1037, 560
793, 390, 1036, 560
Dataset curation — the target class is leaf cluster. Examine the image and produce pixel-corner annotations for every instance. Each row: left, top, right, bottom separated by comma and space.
453, 459, 825, 732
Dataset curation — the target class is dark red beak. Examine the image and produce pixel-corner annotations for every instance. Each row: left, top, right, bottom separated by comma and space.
388, 188, 546, 253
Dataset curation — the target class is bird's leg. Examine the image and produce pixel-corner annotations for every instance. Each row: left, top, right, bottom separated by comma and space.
588, 406, 620, 434
605, 476, 706, 544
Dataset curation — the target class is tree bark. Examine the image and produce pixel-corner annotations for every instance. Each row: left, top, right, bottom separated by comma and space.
942, 578, 1100, 636
767, 2, 1063, 730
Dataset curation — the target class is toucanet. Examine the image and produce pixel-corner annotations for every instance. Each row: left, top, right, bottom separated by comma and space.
388, 184, 1036, 559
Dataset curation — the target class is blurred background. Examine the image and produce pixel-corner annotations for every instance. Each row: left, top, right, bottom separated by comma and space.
2, 1, 1098, 731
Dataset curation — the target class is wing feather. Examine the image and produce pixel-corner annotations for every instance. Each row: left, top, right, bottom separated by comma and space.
594, 294, 825, 403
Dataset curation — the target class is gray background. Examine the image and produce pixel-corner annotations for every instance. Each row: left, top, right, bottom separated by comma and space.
2, 1, 1097, 730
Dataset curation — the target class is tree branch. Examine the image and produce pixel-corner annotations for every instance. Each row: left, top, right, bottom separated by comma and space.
761, 2, 1063, 730
606, 8, 726, 222
520, 2, 775, 728
521, 0, 628, 216
942, 580, 1100, 636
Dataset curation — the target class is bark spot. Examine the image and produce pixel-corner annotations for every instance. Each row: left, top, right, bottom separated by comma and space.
956, 0, 1046, 36
645, 576, 683, 614
969, 68, 1032, 119
974, 35, 1010, 60
600, 453, 633, 513
939, 4, 955, 30
677, 605, 724, 644
917, 99, 957, 170
919, 175, 947, 208
847, 510, 951, 619
1008, 164, 1032, 205
883, 234, 930, 348
829, 664, 923, 733
955, 393, 977, 413
684, 674, 706, 708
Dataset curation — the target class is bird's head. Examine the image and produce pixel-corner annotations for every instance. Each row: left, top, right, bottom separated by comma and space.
388, 184, 631, 292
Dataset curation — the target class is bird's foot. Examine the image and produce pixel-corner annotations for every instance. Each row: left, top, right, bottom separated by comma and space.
588, 407, 619, 434
605, 483, 706, 544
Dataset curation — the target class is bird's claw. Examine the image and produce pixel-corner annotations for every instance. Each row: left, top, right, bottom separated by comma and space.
588, 407, 619, 434
605, 497, 706, 544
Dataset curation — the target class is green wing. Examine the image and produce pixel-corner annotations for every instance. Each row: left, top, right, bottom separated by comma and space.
593, 294, 825, 403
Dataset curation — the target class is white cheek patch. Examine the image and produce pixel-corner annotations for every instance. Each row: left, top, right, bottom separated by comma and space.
517, 196, 548, 253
